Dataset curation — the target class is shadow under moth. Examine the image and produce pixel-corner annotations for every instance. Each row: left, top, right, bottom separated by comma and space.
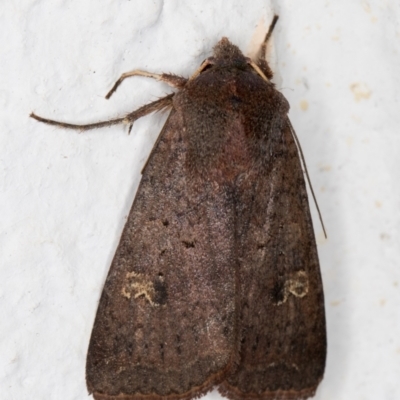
31, 15, 326, 400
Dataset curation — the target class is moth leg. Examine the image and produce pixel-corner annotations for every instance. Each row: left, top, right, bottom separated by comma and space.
29, 112, 127, 131
30, 93, 174, 132
123, 93, 174, 134
105, 69, 187, 99
253, 14, 279, 80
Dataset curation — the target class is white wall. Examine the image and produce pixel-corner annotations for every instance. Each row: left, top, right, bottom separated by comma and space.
1, 1, 399, 399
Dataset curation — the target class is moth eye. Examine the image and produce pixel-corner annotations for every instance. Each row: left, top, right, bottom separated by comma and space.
272, 281, 285, 303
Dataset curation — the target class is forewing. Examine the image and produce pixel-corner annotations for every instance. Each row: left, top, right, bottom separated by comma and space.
86, 111, 237, 400
220, 119, 326, 400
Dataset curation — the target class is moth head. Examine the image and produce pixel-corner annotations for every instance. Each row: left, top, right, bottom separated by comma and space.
211, 37, 248, 67
189, 37, 271, 82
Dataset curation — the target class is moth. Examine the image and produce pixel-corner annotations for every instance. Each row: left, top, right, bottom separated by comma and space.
31, 15, 326, 400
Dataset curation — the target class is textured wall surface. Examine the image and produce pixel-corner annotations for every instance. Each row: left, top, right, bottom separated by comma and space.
1, 1, 399, 399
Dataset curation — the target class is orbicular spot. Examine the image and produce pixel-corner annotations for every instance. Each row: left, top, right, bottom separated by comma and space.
271, 280, 285, 304
153, 274, 168, 306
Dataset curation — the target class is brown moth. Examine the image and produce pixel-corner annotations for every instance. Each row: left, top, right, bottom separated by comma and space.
31, 15, 326, 400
